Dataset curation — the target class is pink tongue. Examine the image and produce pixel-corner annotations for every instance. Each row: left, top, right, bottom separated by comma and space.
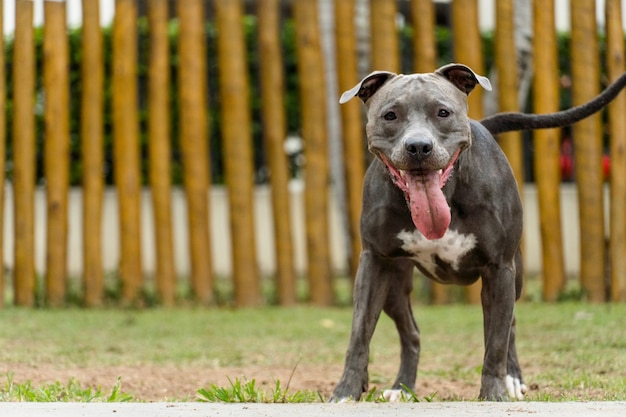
405, 170, 450, 240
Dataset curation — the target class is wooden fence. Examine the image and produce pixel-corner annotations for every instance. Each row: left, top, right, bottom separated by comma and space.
2, 0, 625, 307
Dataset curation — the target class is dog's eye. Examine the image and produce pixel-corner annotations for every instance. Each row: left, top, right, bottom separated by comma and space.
383, 111, 397, 121
438, 109, 451, 118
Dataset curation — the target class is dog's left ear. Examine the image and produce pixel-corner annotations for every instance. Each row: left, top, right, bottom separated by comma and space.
339, 71, 397, 104
436, 63, 492, 95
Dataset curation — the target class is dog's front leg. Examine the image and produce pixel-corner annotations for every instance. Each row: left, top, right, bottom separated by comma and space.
330, 250, 393, 402
382, 259, 420, 399
478, 262, 517, 401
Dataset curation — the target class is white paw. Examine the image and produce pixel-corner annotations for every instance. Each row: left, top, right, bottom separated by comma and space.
382, 389, 404, 402
505, 374, 528, 400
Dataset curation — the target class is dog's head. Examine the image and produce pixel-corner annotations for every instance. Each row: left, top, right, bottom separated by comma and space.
340, 64, 492, 239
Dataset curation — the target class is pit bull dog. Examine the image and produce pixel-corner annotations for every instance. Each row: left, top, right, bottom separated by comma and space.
331, 63, 626, 401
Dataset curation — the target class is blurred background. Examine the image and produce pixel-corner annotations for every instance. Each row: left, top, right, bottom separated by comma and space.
0, 0, 625, 307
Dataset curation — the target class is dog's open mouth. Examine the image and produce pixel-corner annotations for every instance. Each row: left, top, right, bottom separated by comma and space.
379, 149, 460, 240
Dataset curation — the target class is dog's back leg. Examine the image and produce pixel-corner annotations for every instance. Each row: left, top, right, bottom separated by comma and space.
381, 261, 420, 401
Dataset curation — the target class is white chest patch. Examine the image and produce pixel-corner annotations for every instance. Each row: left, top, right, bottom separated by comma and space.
396, 228, 477, 277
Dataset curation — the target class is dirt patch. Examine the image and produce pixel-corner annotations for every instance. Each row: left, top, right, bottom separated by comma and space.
5, 363, 481, 402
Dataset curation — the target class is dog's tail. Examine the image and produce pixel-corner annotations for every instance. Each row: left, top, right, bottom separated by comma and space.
480, 72, 626, 135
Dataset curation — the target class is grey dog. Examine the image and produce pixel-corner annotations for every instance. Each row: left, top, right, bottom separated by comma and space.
331, 63, 626, 401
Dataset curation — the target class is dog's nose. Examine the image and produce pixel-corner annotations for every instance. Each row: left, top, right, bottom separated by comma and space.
405, 139, 433, 157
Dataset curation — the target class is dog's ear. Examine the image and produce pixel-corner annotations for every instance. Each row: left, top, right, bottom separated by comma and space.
436, 63, 492, 95
339, 71, 396, 104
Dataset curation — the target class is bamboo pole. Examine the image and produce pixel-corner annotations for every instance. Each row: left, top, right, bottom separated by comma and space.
81, 0, 104, 307
335, 0, 364, 281
43, 0, 70, 307
570, 0, 605, 302
494, 0, 527, 303
451, 0, 484, 304
113, 0, 142, 303
532, 0, 565, 301
370, 0, 399, 72
215, 0, 260, 306
13, 0, 36, 307
148, 0, 176, 306
495, 0, 523, 187
177, 0, 213, 304
605, 0, 626, 302
293, 0, 333, 305
411, 0, 448, 304
451, 0, 486, 127
0, 0, 6, 308
258, 0, 297, 305
411, 0, 436, 73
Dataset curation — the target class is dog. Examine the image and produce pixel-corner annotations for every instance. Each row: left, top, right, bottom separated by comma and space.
330, 63, 626, 401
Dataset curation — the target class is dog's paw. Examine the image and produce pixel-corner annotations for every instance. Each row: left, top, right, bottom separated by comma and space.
382, 389, 404, 402
506, 375, 527, 400
329, 396, 353, 403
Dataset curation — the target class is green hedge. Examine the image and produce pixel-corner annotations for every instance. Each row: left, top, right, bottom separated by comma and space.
2, 17, 615, 185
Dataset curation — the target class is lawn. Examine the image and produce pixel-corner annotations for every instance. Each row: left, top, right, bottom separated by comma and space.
0, 302, 624, 402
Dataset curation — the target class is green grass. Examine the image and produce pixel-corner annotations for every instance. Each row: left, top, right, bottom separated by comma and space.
197, 377, 322, 403
0, 307, 352, 368
0, 374, 133, 402
0, 302, 625, 402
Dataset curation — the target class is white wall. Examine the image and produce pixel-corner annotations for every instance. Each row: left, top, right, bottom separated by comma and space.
1, 183, 600, 278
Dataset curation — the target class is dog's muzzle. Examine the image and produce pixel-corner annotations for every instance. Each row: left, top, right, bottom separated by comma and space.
378, 148, 461, 240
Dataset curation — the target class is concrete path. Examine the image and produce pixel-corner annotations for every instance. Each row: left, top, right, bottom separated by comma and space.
1, 402, 625, 417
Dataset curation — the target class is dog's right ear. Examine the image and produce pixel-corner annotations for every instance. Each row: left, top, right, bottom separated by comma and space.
339, 71, 396, 104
